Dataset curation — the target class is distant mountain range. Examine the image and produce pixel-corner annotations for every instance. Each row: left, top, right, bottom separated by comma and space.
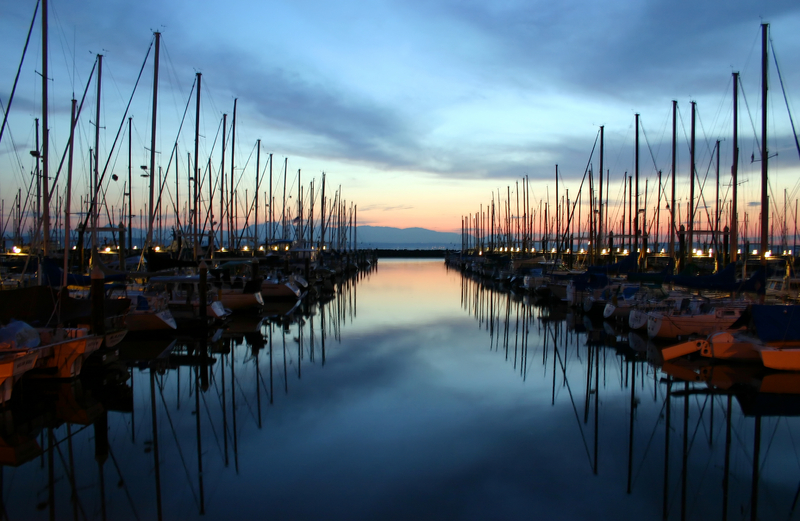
4, 225, 463, 251
355, 226, 461, 249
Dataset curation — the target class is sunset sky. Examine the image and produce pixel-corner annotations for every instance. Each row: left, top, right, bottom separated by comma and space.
1, 0, 800, 240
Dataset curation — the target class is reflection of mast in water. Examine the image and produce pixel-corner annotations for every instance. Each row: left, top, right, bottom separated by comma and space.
231, 343, 239, 474
269, 323, 274, 404
751, 413, 761, 521
48, 427, 54, 521
95, 410, 108, 521
662, 378, 671, 521
222, 349, 229, 466
283, 325, 288, 394
321, 301, 326, 366
150, 370, 163, 521
722, 393, 731, 521
195, 358, 205, 514
626, 359, 636, 495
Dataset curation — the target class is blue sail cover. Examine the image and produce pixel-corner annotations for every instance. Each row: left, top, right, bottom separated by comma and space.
587, 254, 638, 275
665, 262, 736, 290
41, 257, 127, 286
750, 304, 800, 342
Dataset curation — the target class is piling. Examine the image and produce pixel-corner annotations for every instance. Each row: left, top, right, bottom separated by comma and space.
118, 222, 126, 268
91, 265, 105, 335
199, 260, 208, 324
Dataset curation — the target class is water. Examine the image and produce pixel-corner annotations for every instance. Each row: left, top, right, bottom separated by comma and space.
3, 259, 800, 520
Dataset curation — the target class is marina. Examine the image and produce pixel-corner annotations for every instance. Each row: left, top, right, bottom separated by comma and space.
2, 1, 800, 519
0, 260, 799, 519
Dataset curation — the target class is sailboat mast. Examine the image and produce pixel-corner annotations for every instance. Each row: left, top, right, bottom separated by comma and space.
63, 98, 76, 285
689, 101, 696, 258
230, 99, 237, 250
715, 140, 720, 265
297, 169, 302, 246
282, 158, 287, 240
635, 113, 640, 265
146, 31, 160, 250
92, 54, 102, 259
41, 0, 50, 256
731, 73, 739, 263
670, 100, 677, 261
760, 23, 769, 266
128, 117, 132, 251
555, 165, 558, 255
320, 172, 326, 250
255, 139, 260, 249
268, 153, 273, 244
193, 72, 201, 260
220, 113, 226, 250
599, 126, 604, 260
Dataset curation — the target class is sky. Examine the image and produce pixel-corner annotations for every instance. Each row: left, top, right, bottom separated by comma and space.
1, 0, 800, 241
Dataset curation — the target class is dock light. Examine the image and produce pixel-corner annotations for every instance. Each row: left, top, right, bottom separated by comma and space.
322, 246, 327, 250
72, 245, 77, 250
766, 251, 772, 258
478, 251, 483, 256
623, 249, 629, 255
12, 246, 21, 253
579, 248, 585, 254
243, 245, 249, 251
646, 248, 651, 253
154, 246, 161, 252
516, 247, 520, 252
753, 250, 758, 255
737, 249, 741, 254
220, 247, 226, 252
637, 248, 641, 253
285, 246, 289, 251
133, 245, 138, 250
259, 246, 265, 251
616, 248, 621, 253
660, 248, 666, 254
709, 249, 713, 254
601, 248, 607, 255
104, 246, 111, 253
551, 248, 556, 253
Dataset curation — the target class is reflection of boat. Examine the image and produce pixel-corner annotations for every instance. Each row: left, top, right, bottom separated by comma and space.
0, 350, 38, 402
0, 433, 41, 467
117, 338, 177, 366
34, 328, 103, 379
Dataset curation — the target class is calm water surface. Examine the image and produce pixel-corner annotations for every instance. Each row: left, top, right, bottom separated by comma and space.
4, 259, 800, 520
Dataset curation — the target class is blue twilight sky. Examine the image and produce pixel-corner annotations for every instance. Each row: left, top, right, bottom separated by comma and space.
1, 0, 799, 235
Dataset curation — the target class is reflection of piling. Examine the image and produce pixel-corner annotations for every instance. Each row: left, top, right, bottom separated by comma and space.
662, 379, 672, 520
722, 394, 732, 520
681, 381, 689, 521
91, 265, 105, 335
150, 371, 163, 521
195, 365, 205, 515
751, 415, 762, 520
95, 411, 108, 520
